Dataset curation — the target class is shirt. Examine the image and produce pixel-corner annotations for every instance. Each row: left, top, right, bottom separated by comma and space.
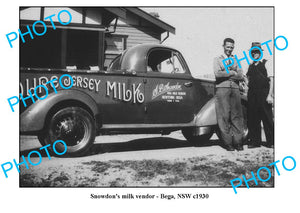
247, 59, 270, 90
251, 58, 273, 78
213, 54, 243, 88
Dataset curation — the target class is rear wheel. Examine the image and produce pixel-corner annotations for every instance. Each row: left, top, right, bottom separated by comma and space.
42, 107, 96, 157
182, 128, 213, 146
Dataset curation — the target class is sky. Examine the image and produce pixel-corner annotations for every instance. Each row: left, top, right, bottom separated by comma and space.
143, 7, 273, 78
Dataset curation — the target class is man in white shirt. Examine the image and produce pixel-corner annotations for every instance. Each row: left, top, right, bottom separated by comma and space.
213, 38, 244, 151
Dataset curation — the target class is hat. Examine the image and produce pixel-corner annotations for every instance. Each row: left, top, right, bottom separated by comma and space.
249, 42, 264, 51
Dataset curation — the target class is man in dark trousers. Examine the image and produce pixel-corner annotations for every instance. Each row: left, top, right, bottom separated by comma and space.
247, 42, 274, 148
213, 38, 244, 151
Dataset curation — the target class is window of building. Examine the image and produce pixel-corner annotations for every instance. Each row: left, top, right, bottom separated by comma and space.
66, 29, 100, 69
20, 26, 105, 70
104, 34, 127, 70
20, 26, 62, 68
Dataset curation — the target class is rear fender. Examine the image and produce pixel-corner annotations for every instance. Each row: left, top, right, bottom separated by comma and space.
20, 89, 100, 133
194, 96, 217, 127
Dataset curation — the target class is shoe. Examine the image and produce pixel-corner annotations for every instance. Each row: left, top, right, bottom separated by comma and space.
247, 144, 261, 149
236, 145, 244, 151
224, 145, 235, 151
265, 144, 274, 148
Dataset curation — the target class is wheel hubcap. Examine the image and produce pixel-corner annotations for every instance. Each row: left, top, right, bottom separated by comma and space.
54, 115, 86, 146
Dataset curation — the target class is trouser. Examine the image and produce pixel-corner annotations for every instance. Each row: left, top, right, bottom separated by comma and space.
247, 89, 274, 145
215, 87, 244, 146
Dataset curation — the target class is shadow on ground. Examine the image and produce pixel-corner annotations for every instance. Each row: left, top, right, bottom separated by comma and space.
90, 137, 221, 155
20, 137, 222, 157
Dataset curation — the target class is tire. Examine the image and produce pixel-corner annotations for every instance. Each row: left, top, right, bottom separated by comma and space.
43, 107, 96, 157
182, 128, 213, 146
37, 133, 47, 146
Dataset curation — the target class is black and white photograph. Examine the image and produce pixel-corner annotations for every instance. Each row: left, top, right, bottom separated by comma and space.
19, 6, 274, 188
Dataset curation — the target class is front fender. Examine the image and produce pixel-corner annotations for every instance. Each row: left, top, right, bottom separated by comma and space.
194, 96, 217, 127
20, 89, 99, 133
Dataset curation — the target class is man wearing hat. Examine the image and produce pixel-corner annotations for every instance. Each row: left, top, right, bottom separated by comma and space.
213, 38, 244, 151
247, 42, 274, 148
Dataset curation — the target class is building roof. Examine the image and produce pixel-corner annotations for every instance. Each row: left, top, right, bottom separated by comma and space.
20, 7, 175, 35
98, 7, 175, 34
126, 8, 175, 34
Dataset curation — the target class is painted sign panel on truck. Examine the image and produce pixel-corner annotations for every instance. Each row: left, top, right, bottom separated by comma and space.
20, 44, 220, 156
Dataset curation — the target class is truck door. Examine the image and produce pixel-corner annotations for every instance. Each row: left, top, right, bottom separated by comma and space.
144, 48, 195, 124
103, 55, 146, 125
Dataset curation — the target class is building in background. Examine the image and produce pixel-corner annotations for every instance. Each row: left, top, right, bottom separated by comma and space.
20, 7, 175, 70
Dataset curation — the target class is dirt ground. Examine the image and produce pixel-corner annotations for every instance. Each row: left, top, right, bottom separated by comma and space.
19, 131, 274, 187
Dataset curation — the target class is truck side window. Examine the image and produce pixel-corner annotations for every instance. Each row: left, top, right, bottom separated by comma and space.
148, 49, 186, 74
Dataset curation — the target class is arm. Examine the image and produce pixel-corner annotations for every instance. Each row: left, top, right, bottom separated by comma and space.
213, 57, 236, 78
230, 60, 243, 81
230, 71, 243, 81
244, 74, 249, 85
265, 60, 274, 104
266, 77, 274, 104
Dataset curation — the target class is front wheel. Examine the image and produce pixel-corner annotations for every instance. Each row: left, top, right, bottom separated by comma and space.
42, 107, 96, 157
182, 128, 213, 146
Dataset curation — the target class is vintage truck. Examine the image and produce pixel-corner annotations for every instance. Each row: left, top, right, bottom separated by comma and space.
20, 43, 247, 156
